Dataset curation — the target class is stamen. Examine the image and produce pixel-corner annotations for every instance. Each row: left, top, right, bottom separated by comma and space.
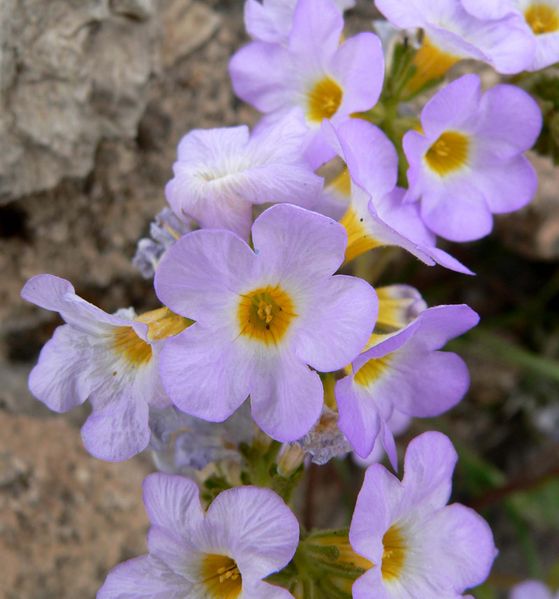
237, 285, 297, 345
307, 77, 343, 123
424, 131, 470, 177
200, 554, 242, 599
381, 525, 407, 581
525, 3, 559, 34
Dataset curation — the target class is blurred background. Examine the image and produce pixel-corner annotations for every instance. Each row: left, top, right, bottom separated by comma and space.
1, 0, 558, 597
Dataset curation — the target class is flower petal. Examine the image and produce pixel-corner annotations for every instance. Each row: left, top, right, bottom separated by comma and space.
21, 274, 127, 334
295, 275, 377, 371
205, 486, 300, 579
416, 504, 497, 592
350, 463, 403, 562
229, 42, 294, 113
97, 555, 188, 599
81, 394, 150, 462
330, 33, 384, 116
155, 229, 256, 324
511, 581, 554, 599
159, 324, 252, 422
401, 431, 457, 515
250, 350, 323, 442
143, 473, 204, 536
251, 204, 347, 281
28, 324, 99, 412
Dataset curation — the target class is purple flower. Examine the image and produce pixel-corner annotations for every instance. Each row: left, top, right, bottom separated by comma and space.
376, 0, 535, 75
511, 581, 559, 599
462, 0, 559, 70
98, 474, 299, 598
149, 404, 256, 475
404, 74, 542, 242
21, 275, 190, 461
349, 432, 497, 598
165, 113, 322, 241
230, 0, 384, 166
245, 0, 356, 44
336, 304, 479, 467
322, 118, 473, 274
155, 203, 377, 442
133, 207, 193, 279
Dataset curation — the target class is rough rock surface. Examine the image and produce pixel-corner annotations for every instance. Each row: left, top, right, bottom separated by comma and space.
0, 412, 152, 599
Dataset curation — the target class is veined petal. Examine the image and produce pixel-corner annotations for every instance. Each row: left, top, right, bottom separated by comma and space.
322, 119, 398, 201
401, 432, 457, 515
352, 568, 390, 599
240, 579, 297, 599
143, 473, 204, 537
474, 83, 542, 158
155, 229, 256, 324
294, 275, 377, 372
329, 33, 384, 116
420, 178, 494, 242
28, 324, 100, 412
250, 350, 323, 442
229, 42, 295, 113
21, 274, 129, 334
81, 394, 150, 462
159, 324, 253, 422
420, 74, 482, 139
251, 204, 347, 281
461, 0, 514, 20
350, 463, 403, 561
336, 375, 383, 458
413, 504, 497, 592
205, 486, 299, 579
97, 555, 188, 599
289, 0, 344, 73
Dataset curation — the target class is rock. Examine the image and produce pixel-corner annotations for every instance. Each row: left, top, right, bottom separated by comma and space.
0, 412, 152, 598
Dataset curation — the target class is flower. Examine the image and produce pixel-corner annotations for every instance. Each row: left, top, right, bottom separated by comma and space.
462, 0, 559, 70
155, 203, 377, 442
322, 118, 473, 274
165, 112, 323, 240
133, 207, 193, 279
229, 0, 384, 166
98, 473, 299, 598
245, 0, 356, 44
149, 404, 256, 475
21, 275, 190, 461
375, 0, 535, 80
375, 285, 427, 332
511, 580, 559, 599
336, 304, 479, 467
403, 74, 542, 242
349, 431, 497, 598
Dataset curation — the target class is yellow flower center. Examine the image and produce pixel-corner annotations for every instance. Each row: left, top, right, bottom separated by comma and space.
200, 554, 242, 599
381, 525, 406, 581
376, 287, 419, 332
237, 285, 297, 345
340, 206, 382, 263
330, 167, 352, 198
407, 37, 461, 94
112, 307, 191, 367
307, 77, 343, 123
354, 353, 393, 387
425, 131, 470, 177
525, 3, 559, 34
112, 326, 152, 366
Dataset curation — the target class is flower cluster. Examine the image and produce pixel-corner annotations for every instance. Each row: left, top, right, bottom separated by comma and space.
21, 0, 552, 596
